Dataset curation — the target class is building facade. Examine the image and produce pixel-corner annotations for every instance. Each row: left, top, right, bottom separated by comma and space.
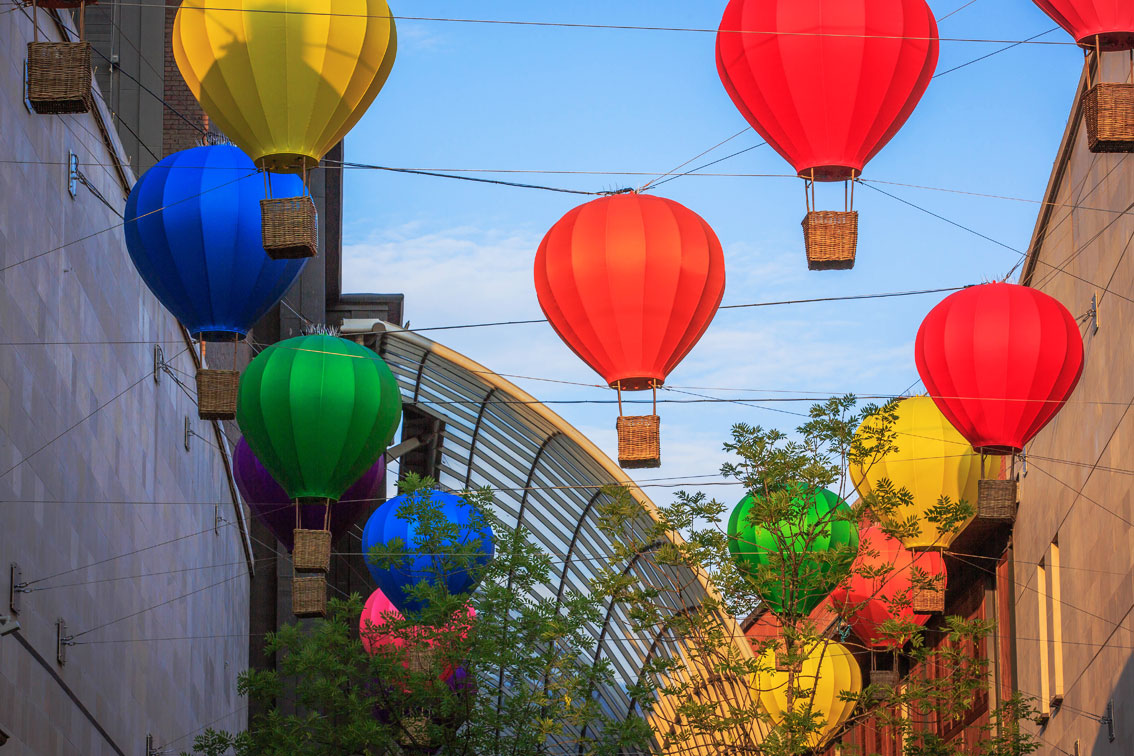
0, 6, 251, 754
1012, 52, 1134, 756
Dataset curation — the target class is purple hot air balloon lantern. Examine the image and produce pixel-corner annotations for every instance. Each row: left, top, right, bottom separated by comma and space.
234, 437, 386, 551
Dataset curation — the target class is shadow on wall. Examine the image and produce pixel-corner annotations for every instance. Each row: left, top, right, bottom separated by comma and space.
1088, 651, 1129, 753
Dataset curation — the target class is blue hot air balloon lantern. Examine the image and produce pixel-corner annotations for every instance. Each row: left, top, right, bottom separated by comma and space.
362, 490, 495, 614
124, 145, 308, 420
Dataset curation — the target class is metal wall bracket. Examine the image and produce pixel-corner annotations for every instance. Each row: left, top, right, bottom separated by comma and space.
56, 619, 73, 665
184, 416, 191, 452
67, 152, 79, 198
8, 563, 21, 615
153, 345, 165, 384
23, 60, 33, 113
1088, 292, 1100, 335
1103, 700, 1115, 742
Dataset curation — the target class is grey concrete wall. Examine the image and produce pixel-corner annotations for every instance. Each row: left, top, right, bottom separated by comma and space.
0, 8, 250, 755
1015, 52, 1134, 756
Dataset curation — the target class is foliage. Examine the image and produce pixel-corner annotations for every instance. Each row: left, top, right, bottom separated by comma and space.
181, 474, 652, 756
594, 395, 1041, 756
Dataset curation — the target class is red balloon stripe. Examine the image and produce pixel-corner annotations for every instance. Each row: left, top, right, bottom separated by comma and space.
915, 283, 1084, 455
534, 194, 725, 391
716, 0, 939, 182
1032, 0, 1134, 51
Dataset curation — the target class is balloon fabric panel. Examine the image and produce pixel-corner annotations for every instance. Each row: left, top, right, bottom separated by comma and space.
754, 641, 862, 748
235, 436, 385, 549
534, 194, 726, 390
850, 396, 980, 550
915, 283, 1084, 454
1032, 0, 1134, 49
173, 0, 397, 172
123, 146, 307, 340
728, 488, 859, 617
237, 335, 402, 501
716, 0, 938, 180
829, 527, 940, 648
362, 491, 495, 614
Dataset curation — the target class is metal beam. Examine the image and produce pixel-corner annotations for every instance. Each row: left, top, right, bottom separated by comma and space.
463, 387, 497, 489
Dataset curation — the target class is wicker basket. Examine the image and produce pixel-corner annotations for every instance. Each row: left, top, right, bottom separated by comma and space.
398, 716, 432, 749
977, 479, 1017, 523
292, 575, 326, 618
27, 42, 93, 115
407, 646, 435, 675
802, 210, 858, 270
912, 583, 945, 614
261, 197, 317, 259
1083, 83, 1134, 153
293, 528, 332, 572
617, 414, 660, 469
195, 368, 239, 421
871, 668, 899, 690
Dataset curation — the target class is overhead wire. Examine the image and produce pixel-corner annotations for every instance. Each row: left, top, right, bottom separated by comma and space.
0, 346, 189, 481
91, 3, 1082, 45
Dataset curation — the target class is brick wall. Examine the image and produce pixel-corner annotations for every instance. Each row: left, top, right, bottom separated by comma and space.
162, 0, 208, 156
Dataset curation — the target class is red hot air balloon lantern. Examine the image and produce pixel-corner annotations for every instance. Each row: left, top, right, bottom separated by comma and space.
915, 283, 1084, 458
534, 193, 726, 469
830, 527, 945, 649
1032, 1, 1134, 152
716, 0, 939, 270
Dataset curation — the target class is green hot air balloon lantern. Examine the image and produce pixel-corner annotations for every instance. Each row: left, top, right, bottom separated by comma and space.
728, 486, 858, 618
237, 334, 403, 617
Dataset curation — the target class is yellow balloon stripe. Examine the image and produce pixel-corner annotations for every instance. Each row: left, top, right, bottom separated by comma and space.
754, 641, 862, 748
851, 396, 981, 550
174, 0, 396, 174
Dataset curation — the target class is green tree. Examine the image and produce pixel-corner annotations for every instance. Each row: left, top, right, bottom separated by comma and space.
182, 475, 653, 756
594, 396, 1041, 756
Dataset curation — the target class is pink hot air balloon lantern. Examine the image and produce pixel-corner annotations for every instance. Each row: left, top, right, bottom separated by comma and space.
360, 589, 475, 684
234, 436, 386, 550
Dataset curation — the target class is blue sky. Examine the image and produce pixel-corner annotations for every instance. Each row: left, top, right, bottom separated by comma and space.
338, 1, 1085, 501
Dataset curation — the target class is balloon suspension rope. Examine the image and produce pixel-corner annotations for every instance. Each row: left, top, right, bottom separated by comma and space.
614, 380, 658, 416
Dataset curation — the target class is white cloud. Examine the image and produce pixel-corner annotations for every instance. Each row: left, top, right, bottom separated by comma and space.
343, 224, 919, 505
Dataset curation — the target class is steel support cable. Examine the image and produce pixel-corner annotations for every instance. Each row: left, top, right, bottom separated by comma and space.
83, 4, 1085, 44
933, 26, 1060, 78
863, 182, 1134, 307
1027, 154, 1128, 290
0, 172, 257, 273
70, 569, 247, 639
0, 345, 189, 481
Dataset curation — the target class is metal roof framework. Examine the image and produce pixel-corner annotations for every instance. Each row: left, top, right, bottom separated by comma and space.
354, 323, 758, 753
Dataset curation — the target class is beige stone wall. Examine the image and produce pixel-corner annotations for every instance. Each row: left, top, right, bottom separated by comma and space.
0, 8, 250, 755
1014, 52, 1134, 755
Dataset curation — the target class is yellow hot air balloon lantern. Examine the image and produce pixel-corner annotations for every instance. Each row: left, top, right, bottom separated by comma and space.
173, 0, 396, 174
173, 0, 395, 258
753, 641, 861, 749
851, 396, 981, 551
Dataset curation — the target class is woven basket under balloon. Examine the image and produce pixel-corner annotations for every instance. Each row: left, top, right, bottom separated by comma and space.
802, 210, 858, 270
292, 575, 326, 618
293, 528, 332, 572
1083, 83, 1134, 153
399, 716, 432, 749
871, 668, 899, 691
977, 479, 1017, 523
407, 647, 436, 675
27, 42, 93, 115
912, 583, 945, 614
261, 197, 317, 259
195, 368, 239, 421
617, 414, 660, 469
